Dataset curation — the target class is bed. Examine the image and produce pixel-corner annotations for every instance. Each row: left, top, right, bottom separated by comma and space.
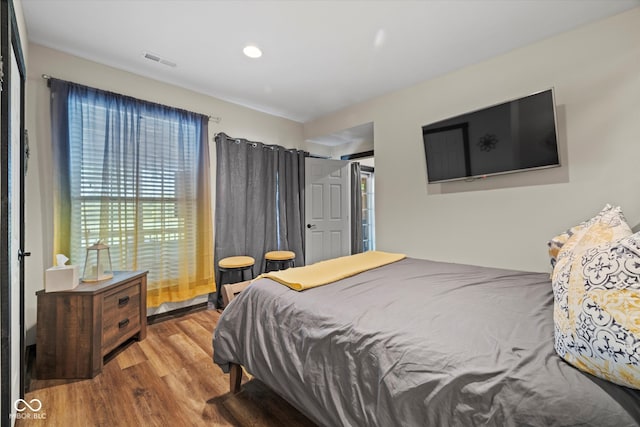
212, 256, 640, 426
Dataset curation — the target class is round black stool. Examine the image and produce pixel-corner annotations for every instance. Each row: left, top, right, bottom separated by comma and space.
219, 256, 255, 285
264, 251, 296, 272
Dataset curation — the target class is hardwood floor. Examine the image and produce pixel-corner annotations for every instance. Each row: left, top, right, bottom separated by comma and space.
18, 309, 316, 427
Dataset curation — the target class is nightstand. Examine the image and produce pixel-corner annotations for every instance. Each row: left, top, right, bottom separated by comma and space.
36, 270, 148, 379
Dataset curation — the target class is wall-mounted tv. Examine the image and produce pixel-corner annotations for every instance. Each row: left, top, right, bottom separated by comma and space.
422, 89, 559, 184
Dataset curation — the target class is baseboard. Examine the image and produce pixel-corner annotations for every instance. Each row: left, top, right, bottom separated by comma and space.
147, 301, 208, 325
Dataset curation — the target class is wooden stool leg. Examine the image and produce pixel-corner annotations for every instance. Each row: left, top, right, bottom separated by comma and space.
217, 270, 226, 308
230, 363, 242, 394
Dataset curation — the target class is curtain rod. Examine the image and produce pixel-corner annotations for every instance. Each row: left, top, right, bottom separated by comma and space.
41, 74, 222, 124
214, 132, 308, 154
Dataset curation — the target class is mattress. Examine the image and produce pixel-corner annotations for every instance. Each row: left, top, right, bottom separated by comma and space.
213, 257, 640, 426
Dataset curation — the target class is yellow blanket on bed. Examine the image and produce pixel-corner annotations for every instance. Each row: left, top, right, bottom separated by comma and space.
256, 250, 406, 291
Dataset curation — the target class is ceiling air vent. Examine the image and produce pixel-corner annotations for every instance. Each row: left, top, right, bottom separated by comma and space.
142, 51, 177, 68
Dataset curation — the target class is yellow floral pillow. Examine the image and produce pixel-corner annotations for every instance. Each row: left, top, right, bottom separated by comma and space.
551, 208, 639, 389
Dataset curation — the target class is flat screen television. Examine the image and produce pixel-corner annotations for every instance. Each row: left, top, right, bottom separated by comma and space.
422, 89, 559, 183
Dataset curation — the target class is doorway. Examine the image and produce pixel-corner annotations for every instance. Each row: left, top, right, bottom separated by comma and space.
304, 122, 375, 261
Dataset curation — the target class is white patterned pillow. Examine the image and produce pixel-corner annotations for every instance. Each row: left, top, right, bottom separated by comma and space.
547, 204, 614, 268
552, 212, 639, 389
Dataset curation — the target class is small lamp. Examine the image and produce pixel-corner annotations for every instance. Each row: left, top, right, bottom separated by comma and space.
82, 240, 114, 282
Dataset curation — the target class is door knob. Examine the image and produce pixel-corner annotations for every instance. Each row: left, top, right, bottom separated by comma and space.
18, 249, 31, 261
307, 224, 316, 229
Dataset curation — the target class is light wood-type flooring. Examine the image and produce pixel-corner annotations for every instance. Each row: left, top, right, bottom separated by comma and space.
18, 308, 316, 427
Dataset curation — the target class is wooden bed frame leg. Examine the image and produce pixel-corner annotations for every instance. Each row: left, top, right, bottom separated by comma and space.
229, 363, 242, 394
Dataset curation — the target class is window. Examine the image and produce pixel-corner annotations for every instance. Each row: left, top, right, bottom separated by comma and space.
52, 79, 214, 307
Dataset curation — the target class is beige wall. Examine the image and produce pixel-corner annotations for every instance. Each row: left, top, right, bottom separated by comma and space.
24, 44, 305, 343
304, 8, 640, 273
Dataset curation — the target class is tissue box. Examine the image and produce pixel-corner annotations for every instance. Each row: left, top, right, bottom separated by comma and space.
45, 265, 80, 292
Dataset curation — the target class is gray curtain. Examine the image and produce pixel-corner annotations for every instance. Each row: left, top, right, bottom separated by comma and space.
278, 147, 306, 265
213, 133, 306, 307
351, 162, 364, 254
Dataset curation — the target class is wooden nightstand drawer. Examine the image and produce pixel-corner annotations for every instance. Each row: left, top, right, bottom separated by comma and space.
103, 281, 141, 320
102, 282, 142, 354
102, 312, 141, 355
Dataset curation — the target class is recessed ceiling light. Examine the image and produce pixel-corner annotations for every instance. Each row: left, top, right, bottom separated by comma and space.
243, 45, 262, 59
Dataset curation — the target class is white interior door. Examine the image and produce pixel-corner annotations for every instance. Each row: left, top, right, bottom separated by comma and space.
305, 158, 350, 265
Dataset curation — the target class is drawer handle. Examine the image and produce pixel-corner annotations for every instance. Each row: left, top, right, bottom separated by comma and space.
118, 318, 130, 329
118, 296, 130, 306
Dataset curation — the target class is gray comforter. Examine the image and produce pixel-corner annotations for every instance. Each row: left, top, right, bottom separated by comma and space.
213, 257, 640, 426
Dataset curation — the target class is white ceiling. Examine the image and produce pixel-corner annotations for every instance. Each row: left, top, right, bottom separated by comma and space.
307, 122, 374, 147
22, 0, 638, 125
